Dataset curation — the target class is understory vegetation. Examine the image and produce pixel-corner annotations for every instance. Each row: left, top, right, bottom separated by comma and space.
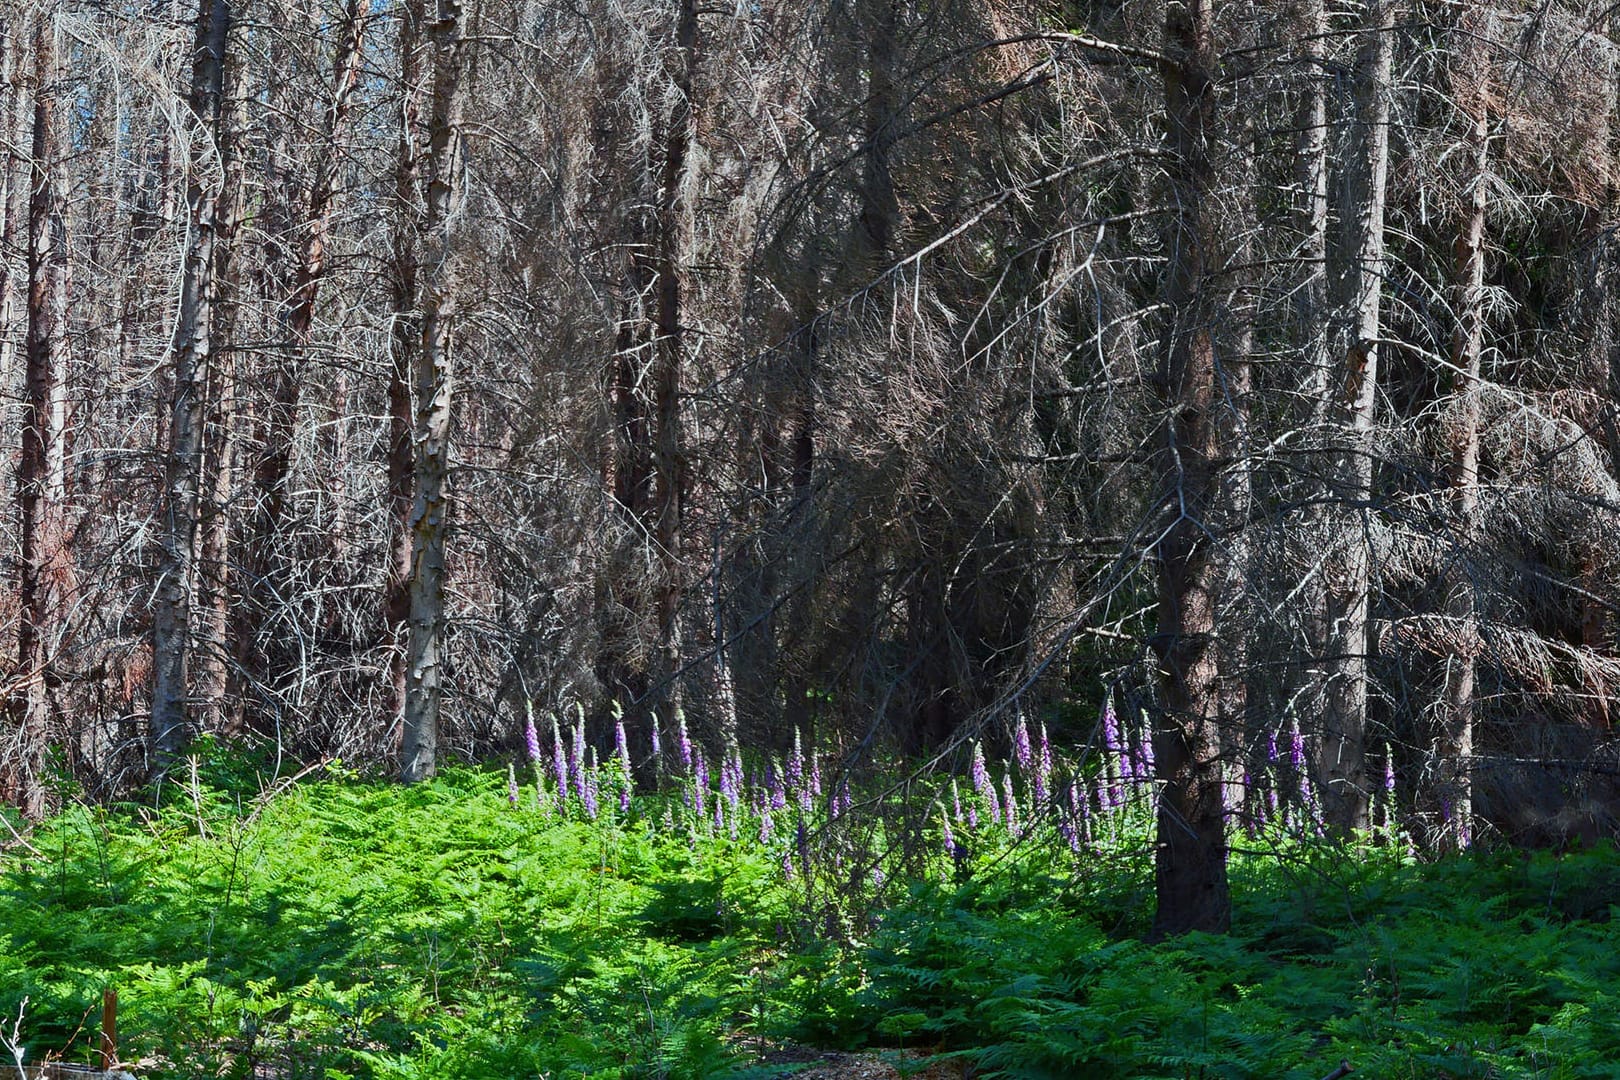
2, 751, 1617, 1079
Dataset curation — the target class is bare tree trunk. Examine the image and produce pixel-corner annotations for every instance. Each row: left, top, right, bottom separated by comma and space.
151, 0, 231, 778
386, 0, 427, 750
1297, 0, 1331, 409
400, 0, 464, 782
1150, 0, 1230, 938
196, 58, 247, 737
0, 13, 28, 429
1317, 0, 1394, 834
1438, 46, 1489, 851
649, 0, 695, 723
16, 13, 72, 820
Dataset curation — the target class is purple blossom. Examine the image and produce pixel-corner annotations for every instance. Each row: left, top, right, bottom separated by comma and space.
1014, 714, 1033, 772
788, 729, 805, 790
507, 763, 520, 806
1288, 720, 1306, 773
615, 717, 632, 778
951, 778, 963, 823
713, 798, 724, 833
767, 760, 786, 811
759, 806, 774, 844
581, 749, 600, 820
1266, 731, 1279, 764
550, 714, 570, 805
781, 850, 795, 881
676, 709, 692, 772
1384, 746, 1396, 792
570, 718, 587, 807
810, 747, 822, 798
694, 750, 709, 819
971, 742, 992, 801
524, 715, 541, 764
941, 806, 957, 859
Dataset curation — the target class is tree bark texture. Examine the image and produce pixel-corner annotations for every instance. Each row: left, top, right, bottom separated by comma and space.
1438, 30, 1489, 850
1317, 0, 1394, 834
16, 14, 72, 819
1151, 0, 1231, 938
400, 0, 464, 782
151, 0, 231, 778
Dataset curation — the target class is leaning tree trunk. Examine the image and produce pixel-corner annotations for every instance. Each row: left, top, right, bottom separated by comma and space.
1317, 0, 1394, 834
400, 0, 464, 782
151, 0, 231, 778
16, 13, 73, 820
1437, 35, 1489, 851
1150, 0, 1231, 938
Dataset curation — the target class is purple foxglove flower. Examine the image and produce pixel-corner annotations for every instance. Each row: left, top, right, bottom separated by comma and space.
1014, 714, 1032, 772
1288, 720, 1305, 773
767, 760, 786, 811
550, 714, 570, 804
1059, 818, 1079, 854
1139, 727, 1155, 777
721, 755, 740, 812
788, 729, 805, 790
971, 742, 992, 801
570, 719, 587, 807
713, 798, 724, 833
677, 709, 692, 772
951, 778, 963, 823
1101, 697, 1120, 756
615, 717, 632, 778
524, 715, 541, 764
810, 748, 822, 797
507, 763, 520, 806
1266, 731, 1279, 764
1384, 746, 1396, 792
759, 807, 774, 844
694, 751, 709, 819
781, 849, 794, 881
941, 807, 956, 858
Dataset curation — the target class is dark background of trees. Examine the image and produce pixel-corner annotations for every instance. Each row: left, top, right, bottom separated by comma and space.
5, 0, 1620, 932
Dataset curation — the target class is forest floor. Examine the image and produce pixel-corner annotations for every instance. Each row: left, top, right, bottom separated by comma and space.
1, 752, 1617, 1078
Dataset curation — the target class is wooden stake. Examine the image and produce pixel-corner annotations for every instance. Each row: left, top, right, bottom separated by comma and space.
99, 988, 116, 1071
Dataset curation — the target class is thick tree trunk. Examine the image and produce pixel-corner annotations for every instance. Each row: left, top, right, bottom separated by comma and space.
386, 0, 427, 750
400, 0, 464, 782
1438, 51, 1488, 851
196, 62, 247, 737
1317, 0, 1394, 834
16, 15, 72, 820
1150, 0, 1230, 938
151, 0, 231, 778
649, 0, 695, 723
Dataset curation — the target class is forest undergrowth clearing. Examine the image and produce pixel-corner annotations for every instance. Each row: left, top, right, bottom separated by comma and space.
0, 751, 1616, 1079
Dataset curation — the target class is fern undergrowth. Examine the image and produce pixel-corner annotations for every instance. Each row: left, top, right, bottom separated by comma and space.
0, 744, 1616, 1079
